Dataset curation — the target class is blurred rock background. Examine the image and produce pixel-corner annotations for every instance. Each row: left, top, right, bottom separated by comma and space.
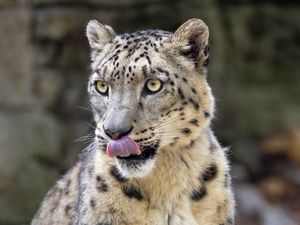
0, 0, 299, 224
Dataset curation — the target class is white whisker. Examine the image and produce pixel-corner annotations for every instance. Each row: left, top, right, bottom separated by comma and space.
86, 122, 96, 129
76, 106, 93, 113
152, 116, 183, 130
72, 133, 94, 143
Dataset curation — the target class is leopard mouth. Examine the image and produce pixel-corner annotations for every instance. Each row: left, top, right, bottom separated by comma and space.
116, 146, 157, 161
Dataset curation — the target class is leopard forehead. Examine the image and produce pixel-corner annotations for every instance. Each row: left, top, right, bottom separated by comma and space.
90, 30, 172, 81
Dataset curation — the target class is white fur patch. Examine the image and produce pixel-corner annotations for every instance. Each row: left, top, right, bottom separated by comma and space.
115, 158, 156, 178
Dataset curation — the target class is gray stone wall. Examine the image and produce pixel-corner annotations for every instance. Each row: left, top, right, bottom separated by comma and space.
0, 0, 299, 224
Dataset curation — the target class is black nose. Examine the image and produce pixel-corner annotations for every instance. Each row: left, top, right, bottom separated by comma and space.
104, 126, 133, 140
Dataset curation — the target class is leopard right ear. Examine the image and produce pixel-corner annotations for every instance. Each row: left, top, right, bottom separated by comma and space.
86, 20, 116, 50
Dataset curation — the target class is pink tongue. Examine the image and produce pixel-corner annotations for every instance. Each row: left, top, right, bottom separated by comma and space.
107, 136, 140, 157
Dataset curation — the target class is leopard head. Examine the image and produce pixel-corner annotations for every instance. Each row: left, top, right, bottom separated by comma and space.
86, 19, 214, 178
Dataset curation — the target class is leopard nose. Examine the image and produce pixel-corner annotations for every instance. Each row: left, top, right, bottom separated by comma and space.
104, 126, 134, 140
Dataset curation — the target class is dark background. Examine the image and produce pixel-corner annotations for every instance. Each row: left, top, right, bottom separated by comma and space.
0, 0, 299, 224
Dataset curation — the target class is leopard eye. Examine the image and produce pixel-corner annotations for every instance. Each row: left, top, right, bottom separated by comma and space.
144, 79, 163, 94
95, 80, 108, 96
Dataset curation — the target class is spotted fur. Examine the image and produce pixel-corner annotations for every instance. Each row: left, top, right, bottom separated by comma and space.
32, 18, 235, 225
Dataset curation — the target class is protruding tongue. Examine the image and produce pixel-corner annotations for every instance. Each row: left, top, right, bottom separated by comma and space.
107, 136, 140, 157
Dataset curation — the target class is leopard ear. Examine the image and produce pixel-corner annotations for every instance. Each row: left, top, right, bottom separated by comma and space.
172, 18, 210, 68
86, 20, 116, 49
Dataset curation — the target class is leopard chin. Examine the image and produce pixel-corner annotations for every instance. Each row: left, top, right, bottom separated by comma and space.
115, 146, 157, 178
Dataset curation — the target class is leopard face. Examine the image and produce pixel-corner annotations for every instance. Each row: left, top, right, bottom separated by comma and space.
87, 19, 214, 178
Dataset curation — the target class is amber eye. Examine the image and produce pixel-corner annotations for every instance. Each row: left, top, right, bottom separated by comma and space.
95, 80, 108, 95
145, 79, 163, 94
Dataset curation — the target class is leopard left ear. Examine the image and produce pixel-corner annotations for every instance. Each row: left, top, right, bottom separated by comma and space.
172, 18, 210, 68
86, 20, 116, 50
